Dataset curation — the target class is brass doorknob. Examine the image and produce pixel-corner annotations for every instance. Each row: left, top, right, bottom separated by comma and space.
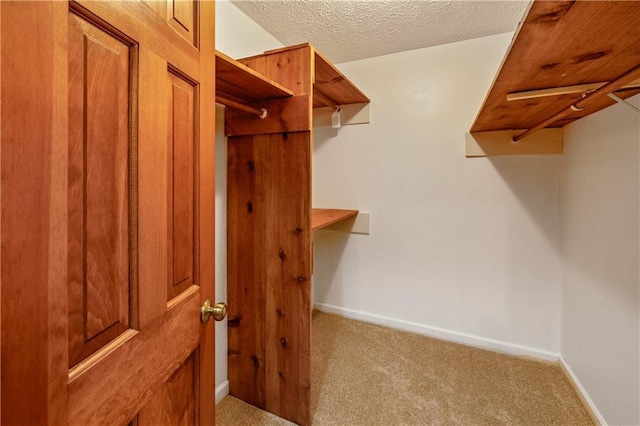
201, 300, 227, 323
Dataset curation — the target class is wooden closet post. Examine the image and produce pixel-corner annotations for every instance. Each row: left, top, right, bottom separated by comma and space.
226, 45, 314, 425
221, 43, 368, 425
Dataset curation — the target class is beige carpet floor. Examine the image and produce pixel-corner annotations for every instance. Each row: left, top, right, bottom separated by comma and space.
216, 311, 593, 425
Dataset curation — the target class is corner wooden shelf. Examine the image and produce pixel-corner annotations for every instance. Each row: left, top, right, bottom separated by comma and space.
467, 0, 640, 157
311, 208, 358, 231
215, 50, 293, 105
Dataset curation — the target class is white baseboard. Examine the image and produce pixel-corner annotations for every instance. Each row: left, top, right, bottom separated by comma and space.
215, 380, 229, 405
559, 357, 606, 425
313, 302, 560, 362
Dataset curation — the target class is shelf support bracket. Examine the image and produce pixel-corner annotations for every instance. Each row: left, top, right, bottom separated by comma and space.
466, 128, 563, 157
608, 93, 640, 114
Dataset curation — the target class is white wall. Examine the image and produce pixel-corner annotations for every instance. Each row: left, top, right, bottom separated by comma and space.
214, 0, 283, 397
312, 33, 562, 357
561, 95, 640, 425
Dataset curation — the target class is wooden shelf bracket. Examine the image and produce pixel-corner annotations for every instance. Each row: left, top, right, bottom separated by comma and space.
466, 128, 563, 158
311, 209, 359, 231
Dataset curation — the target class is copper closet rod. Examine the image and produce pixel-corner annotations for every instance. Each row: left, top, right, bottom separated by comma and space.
216, 95, 267, 118
513, 65, 640, 142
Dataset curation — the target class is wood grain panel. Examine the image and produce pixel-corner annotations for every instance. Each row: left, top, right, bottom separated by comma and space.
167, 72, 196, 302
224, 95, 311, 137
196, 4, 217, 423
68, 290, 201, 426
239, 44, 369, 110
227, 43, 315, 425
240, 45, 313, 97
1, 2, 69, 424
69, 1, 200, 80
168, 0, 198, 47
227, 132, 312, 425
68, 12, 132, 368
222, 38, 315, 139
263, 132, 312, 425
138, 47, 170, 329
141, 0, 167, 20
216, 50, 294, 104
471, 0, 640, 132
227, 135, 267, 408
2, 1, 215, 424
138, 350, 199, 426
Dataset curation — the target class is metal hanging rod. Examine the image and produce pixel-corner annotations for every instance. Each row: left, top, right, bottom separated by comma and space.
216, 95, 267, 119
513, 65, 640, 142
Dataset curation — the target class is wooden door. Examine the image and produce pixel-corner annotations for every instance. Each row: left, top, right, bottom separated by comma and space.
1, 1, 216, 424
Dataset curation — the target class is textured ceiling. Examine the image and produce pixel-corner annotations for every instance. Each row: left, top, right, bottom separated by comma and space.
230, 0, 530, 63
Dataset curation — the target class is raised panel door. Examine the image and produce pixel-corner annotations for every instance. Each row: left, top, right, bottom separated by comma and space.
0, 1, 216, 424
67, 10, 133, 368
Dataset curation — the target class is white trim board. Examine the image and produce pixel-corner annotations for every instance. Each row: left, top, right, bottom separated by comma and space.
559, 357, 607, 425
313, 302, 560, 362
215, 380, 230, 405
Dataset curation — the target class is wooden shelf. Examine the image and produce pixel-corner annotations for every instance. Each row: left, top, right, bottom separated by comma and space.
468, 0, 640, 156
215, 50, 293, 104
311, 208, 359, 231
237, 43, 370, 110
313, 49, 369, 109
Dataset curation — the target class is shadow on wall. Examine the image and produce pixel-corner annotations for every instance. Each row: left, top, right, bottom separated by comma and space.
487, 155, 562, 255
479, 155, 563, 348
313, 125, 339, 152
312, 230, 352, 307
560, 106, 640, 320
312, 124, 351, 306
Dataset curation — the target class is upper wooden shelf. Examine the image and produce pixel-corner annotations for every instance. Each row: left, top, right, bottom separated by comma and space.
215, 50, 293, 104
238, 43, 370, 109
313, 49, 369, 109
311, 208, 359, 231
223, 44, 370, 136
471, 0, 640, 134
